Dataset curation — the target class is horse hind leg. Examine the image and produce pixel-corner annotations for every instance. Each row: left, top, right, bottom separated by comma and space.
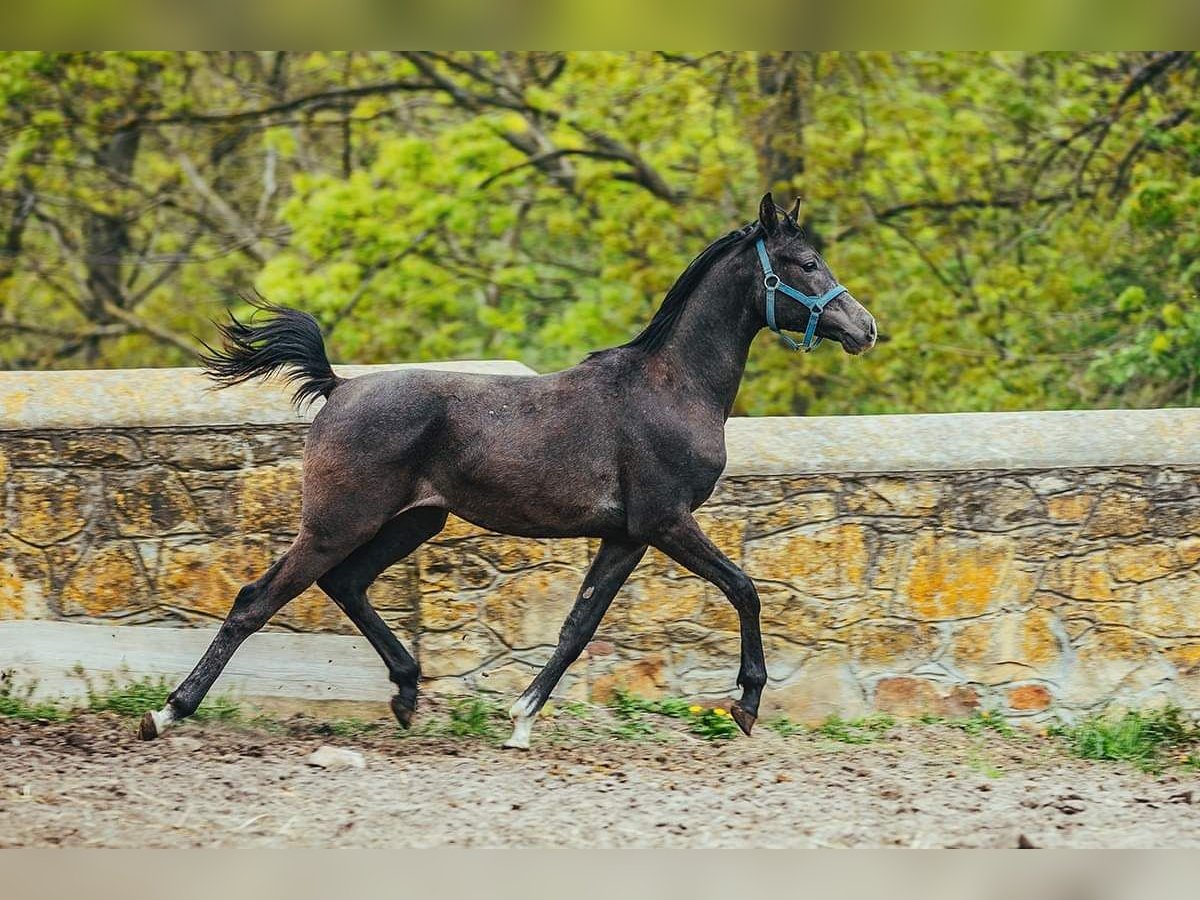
317, 507, 448, 728
138, 525, 373, 740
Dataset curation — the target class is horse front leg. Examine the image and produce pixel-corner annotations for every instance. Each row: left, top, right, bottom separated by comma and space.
649, 515, 766, 736
503, 538, 646, 750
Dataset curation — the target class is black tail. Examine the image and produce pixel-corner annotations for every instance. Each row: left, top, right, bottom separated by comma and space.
199, 293, 343, 409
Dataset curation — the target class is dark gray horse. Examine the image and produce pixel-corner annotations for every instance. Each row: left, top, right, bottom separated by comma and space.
138, 194, 877, 748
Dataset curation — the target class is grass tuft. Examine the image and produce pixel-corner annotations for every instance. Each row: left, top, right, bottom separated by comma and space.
84, 675, 241, 724
0, 676, 67, 722
446, 696, 503, 738
815, 714, 895, 744
1049, 706, 1200, 771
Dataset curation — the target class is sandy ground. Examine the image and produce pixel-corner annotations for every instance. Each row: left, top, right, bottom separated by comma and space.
2, 704, 1199, 849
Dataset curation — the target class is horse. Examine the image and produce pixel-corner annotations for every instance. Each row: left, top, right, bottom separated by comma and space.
137, 193, 877, 749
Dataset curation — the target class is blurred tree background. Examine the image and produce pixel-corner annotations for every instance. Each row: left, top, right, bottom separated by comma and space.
0, 51, 1197, 415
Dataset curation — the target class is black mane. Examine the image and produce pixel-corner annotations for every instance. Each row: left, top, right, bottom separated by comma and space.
595, 222, 760, 358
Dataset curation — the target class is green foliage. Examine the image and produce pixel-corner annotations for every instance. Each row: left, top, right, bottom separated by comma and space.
84, 675, 240, 723
689, 707, 739, 741
445, 696, 502, 738
919, 710, 1016, 738
815, 714, 896, 744
0, 677, 67, 722
1049, 706, 1200, 771
2, 52, 1198, 414
765, 715, 806, 737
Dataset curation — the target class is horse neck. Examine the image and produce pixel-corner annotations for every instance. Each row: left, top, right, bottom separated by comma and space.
645, 274, 759, 419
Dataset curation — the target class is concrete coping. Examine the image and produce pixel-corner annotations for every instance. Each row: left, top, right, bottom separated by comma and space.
1, 364, 1197, 474
0, 361, 537, 430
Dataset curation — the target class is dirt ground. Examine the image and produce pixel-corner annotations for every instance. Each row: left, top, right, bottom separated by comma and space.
2, 703, 1199, 849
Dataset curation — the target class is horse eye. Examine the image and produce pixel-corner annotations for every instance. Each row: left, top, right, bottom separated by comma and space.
801, 262, 818, 273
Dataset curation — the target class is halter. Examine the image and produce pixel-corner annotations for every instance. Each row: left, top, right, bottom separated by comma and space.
754, 238, 848, 352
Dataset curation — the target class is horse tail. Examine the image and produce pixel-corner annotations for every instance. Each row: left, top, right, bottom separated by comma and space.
199, 292, 343, 410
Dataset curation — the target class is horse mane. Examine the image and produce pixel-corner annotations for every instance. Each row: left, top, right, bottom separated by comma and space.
590, 222, 760, 359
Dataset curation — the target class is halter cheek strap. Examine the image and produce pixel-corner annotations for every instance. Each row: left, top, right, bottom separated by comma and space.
755, 238, 848, 352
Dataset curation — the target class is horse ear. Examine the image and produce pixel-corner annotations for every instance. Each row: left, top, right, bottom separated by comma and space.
787, 197, 802, 221
758, 192, 778, 235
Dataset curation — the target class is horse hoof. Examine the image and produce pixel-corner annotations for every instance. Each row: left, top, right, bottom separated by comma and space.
730, 702, 756, 737
390, 695, 415, 729
137, 711, 159, 741
501, 737, 530, 751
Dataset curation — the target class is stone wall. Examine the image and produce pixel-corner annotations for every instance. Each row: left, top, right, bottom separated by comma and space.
2, 365, 1199, 723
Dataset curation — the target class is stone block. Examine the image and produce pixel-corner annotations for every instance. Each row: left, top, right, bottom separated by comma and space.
8, 469, 92, 545
0, 536, 50, 619
1007, 684, 1053, 712
896, 531, 1016, 620
106, 467, 200, 536
760, 648, 865, 724
946, 480, 1044, 532
418, 624, 505, 677
1082, 491, 1150, 539
1059, 626, 1174, 707
142, 432, 249, 470
743, 522, 870, 600
590, 654, 668, 703
59, 434, 142, 466
843, 477, 939, 517
743, 493, 838, 539
950, 609, 1064, 684
1040, 552, 1114, 601
60, 543, 153, 618
238, 462, 303, 534
873, 676, 978, 718
481, 565, 580, 649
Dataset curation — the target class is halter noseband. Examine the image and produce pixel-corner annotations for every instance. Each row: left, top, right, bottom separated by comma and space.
754, 238, 848, 352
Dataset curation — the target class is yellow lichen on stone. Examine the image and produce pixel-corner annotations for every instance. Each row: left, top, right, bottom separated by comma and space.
620, 575, 708, 627
1108, 543, 1184, 583
0, 536, 49, 619
950, 609, 1062, 684
9, 470, 88, 545
1046, 492, 1095, 524
692, 510, 745, 563
239, 462, 302, 534
60, 544, 152, 617
107, 467, 199, 535
898, 532, 1013, 620
744, 523, 870, 599
158, 538, 272, 617
1040, 553, 1115, 601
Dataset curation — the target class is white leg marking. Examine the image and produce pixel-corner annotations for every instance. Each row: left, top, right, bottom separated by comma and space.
502, 694, 538, 750
149, 705, 177, 736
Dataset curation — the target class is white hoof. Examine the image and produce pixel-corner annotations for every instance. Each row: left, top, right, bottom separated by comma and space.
138, 706, 177, 741
503, 698, 536, 750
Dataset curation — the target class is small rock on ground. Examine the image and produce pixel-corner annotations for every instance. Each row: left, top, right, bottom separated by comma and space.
306, 745, 366, 770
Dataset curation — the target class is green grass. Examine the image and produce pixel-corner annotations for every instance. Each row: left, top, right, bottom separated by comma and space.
445, 696, 503, 738
83, 675, 241, 723
919, 710, 1017, 738
764, 715, 805, 737
606, 690, 741, 741
0, 678, 68, 722
815, 714, 895, 744
1049, 706, 1200, 772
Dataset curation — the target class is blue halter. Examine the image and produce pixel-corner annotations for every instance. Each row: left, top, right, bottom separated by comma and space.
755, 238, 848, 352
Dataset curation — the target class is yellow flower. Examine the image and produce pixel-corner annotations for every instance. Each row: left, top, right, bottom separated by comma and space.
713, 708, 728, 717
688, 705, 703, 715
980, 711, 991, 718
